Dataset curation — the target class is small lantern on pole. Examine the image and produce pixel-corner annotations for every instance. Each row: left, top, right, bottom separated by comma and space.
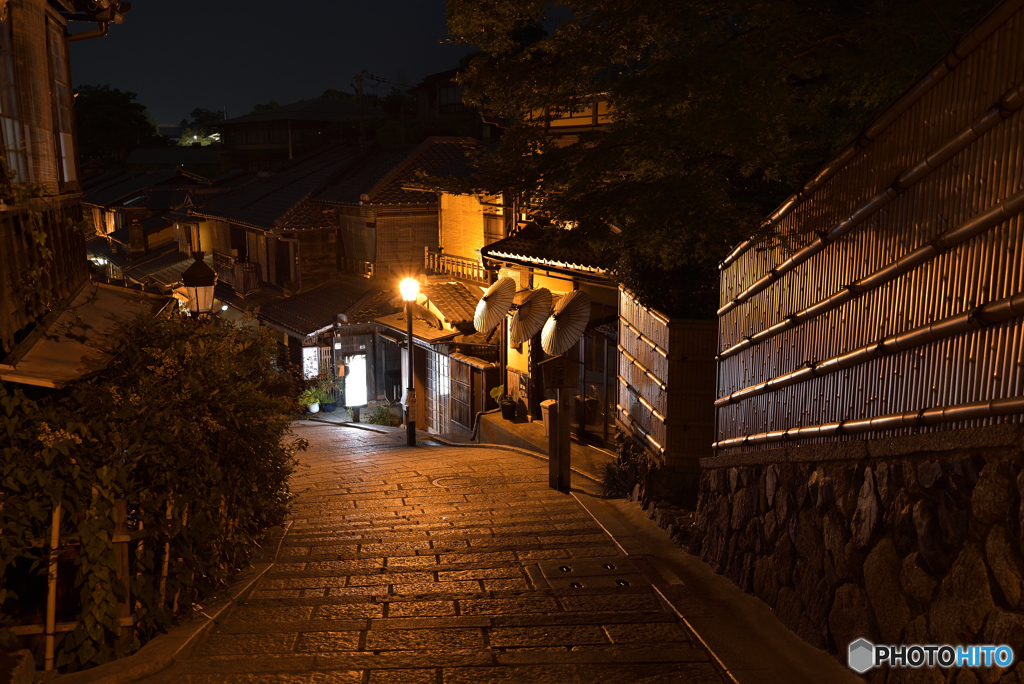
181, 251, 217, 319
399, 277, 420, 446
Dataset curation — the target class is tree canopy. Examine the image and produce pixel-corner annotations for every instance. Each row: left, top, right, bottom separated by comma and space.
443, 0, 997, 317
74, 85, 166, 163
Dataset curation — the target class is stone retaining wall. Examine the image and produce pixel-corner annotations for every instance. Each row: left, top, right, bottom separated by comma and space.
692, 427, 1024, 683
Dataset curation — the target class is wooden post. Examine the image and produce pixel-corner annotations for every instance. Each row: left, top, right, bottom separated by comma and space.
113, 500, 130, 651
548, 395, 560, 490
540, 356, 578, 494
557, 388, 571, 493
158, 500, 171, 604
172, 503, 189, 614
44, 504, 61, 671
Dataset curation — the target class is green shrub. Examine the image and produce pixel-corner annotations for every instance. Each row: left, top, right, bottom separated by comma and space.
601, 432, 656, 498
0, 308, 305, 671
298, 386, 326, 407
489, 384, 513, 405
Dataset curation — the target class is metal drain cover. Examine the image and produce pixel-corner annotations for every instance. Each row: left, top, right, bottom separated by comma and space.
432, 476, 479, 488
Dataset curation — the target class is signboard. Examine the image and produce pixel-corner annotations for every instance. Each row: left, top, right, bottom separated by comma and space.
539, 355, 579, 389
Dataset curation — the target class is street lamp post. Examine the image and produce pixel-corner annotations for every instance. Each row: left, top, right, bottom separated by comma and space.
181, 251, 217, 319
399, 278, 419, 446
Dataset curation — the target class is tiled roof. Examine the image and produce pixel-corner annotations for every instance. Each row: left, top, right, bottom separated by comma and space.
481, 223, 609, 274
216, 97, 383, 126
126, 146, 223, 166
143, 188, 193, 212
214, 282, 285, 312
141, 213, 175, 233
313, 138, 480, 207
82, 169, 131, 193
423, 281, 481, 327
191, 145, 360, 230
85, 236, 129, 269
257, 276, 395, 337
84, 170, 180, 208
375, 311, 459, 345
122, 246, 196, 282
146, 253, 214, 289
312, 144, 417, 205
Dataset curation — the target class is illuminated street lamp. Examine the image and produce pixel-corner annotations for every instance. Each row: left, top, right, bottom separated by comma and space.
181, 251, 217, 319
400, 278, 419, 446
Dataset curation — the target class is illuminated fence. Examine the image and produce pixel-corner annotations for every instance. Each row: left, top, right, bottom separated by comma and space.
617, 287, 716, 469
714, 0, 1024, 452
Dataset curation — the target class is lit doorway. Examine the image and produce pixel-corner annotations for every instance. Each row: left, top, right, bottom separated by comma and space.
344, 353, 368, 407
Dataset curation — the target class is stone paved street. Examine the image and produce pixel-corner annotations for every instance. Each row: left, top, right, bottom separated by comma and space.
148, 422, 726, 683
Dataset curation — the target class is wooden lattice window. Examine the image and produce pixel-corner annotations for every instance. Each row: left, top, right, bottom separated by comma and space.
450, 358, 472, 429
0, 12, 25, 183
426, 349, 450, 433
46, 20, 75, 186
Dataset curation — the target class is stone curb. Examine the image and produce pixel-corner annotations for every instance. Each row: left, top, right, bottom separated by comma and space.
39, 523, 293, 684
302, 419, 604, 485
569, 492, 740, 684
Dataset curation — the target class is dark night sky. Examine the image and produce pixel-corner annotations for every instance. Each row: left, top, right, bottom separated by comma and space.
69, 1, 473, 125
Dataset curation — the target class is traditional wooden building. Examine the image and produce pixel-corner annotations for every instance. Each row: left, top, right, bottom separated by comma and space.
256, 277, 396, 406
698, 0, 1024, 657
0, 1, 174, 389
214, 98, 384, 171
187, 138, 483, 403
479, 223, 621, 446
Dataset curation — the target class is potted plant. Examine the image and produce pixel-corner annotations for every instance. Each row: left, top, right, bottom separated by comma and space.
317, 372, 342, 412
490, 385, 517, 420
299, 387, 325, 414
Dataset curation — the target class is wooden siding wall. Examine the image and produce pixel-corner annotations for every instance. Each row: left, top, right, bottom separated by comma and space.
376, 210, 438, 275
439, 193, 486, 261
206, 220, 234, 256
715, 2, 1024, 451
297, 230, 337, 290
618, 288, 717, 469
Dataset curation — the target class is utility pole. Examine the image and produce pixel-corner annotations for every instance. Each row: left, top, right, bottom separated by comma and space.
354, 72, 365, 147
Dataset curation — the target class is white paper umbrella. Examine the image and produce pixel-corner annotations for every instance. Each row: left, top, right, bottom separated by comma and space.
473, 277, 516, 333
541, 290, 591, 355
509, 288, 552, 346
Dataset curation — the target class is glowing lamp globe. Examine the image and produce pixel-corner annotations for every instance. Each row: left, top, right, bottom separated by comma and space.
400, 278, 419, 302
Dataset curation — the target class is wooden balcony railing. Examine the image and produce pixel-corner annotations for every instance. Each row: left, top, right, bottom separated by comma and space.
425, 248, 494, 285
212, 250, 261, 296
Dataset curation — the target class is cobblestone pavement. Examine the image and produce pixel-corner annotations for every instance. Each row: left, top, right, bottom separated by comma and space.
150, 423, 726, 684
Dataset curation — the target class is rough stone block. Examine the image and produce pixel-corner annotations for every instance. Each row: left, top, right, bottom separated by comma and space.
774, 586, 804, 633
851, 466, 882, 549
985, 524, 1024, 610
828, 583, 879, 652
900, 551, 938, 607
972, 461, 1014, 525
929, 542, 995, 645
863, 537, 912, 644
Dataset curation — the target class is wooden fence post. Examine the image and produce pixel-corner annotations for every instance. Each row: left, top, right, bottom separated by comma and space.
158, 500, 171, 605
44, 503, 61, 671
112, 500, 131, 651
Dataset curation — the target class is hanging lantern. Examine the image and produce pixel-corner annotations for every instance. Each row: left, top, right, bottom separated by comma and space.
181, 251, 217, 317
